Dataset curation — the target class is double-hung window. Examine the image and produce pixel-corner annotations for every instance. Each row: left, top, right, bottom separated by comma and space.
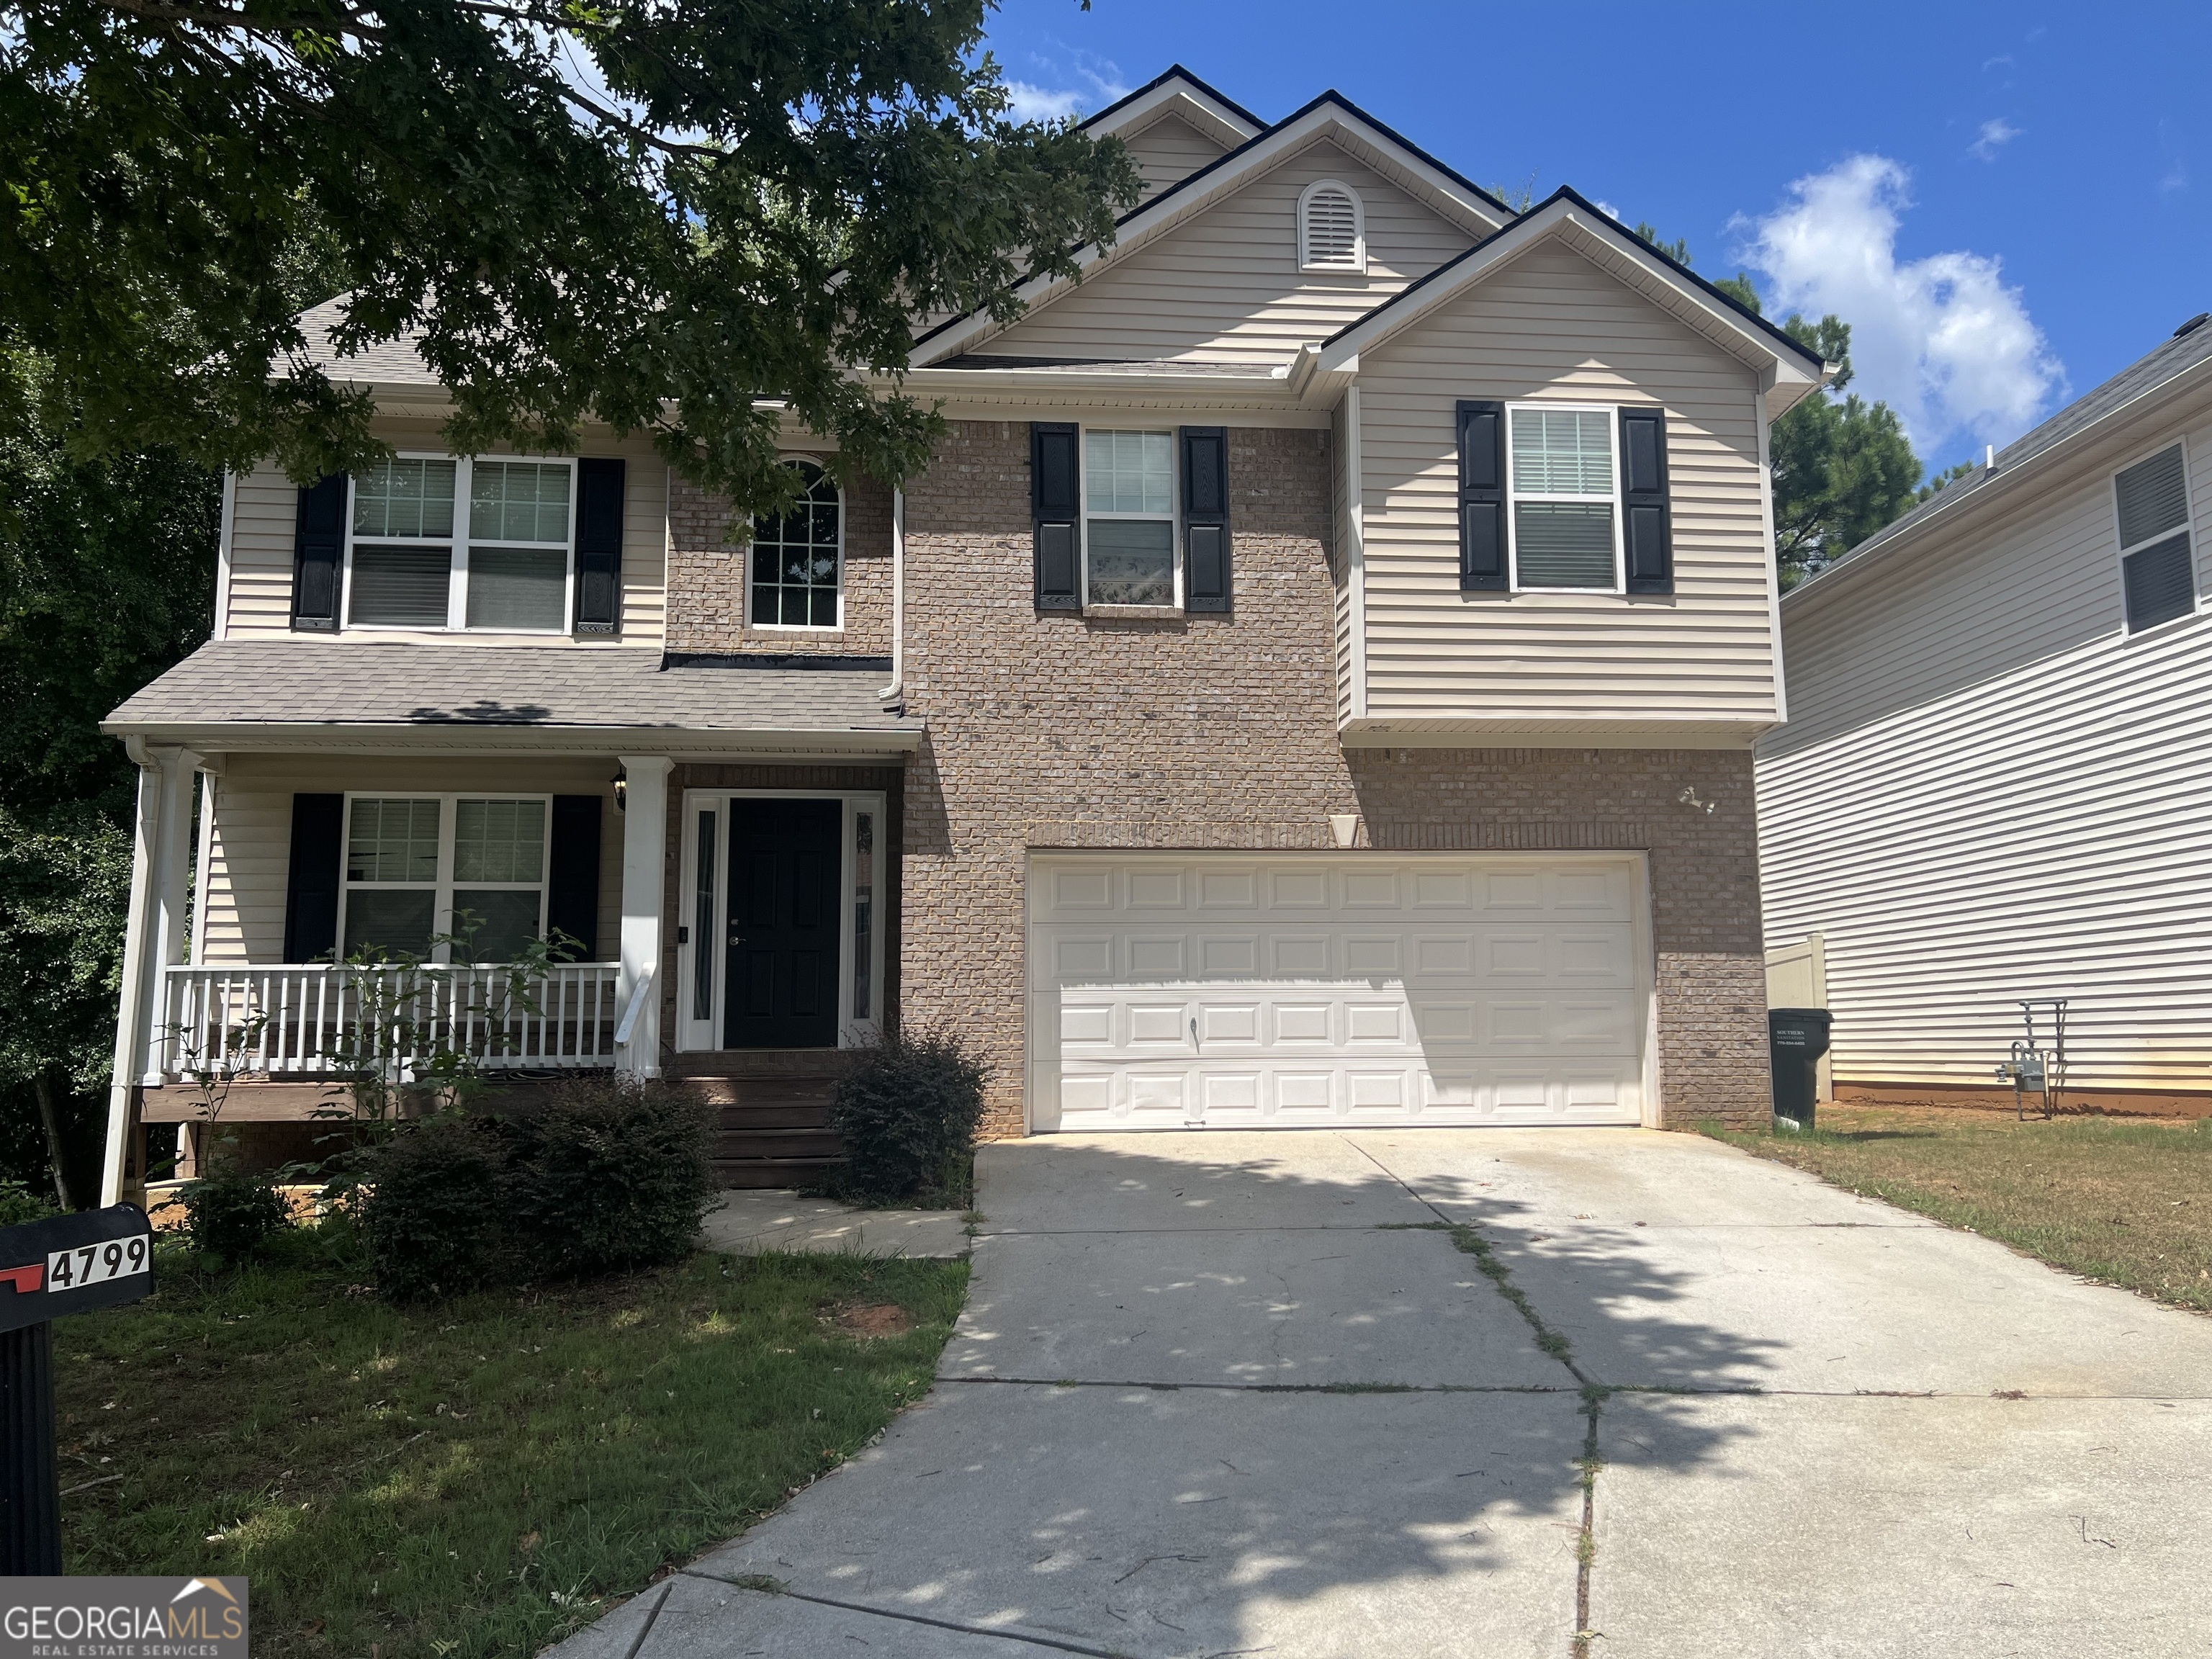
2114, 444, 2197, 634
346, 456, 575, 632
341, 795, 550, 961
1508, 405, 1622, 592
1084, 430, 1177, 606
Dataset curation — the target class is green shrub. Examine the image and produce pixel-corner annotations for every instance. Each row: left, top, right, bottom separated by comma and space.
828, 1028, 992, 1203
356, 1113, 507, 1300
182, 1166, 293, 1263
0, 1182, 59, 1228
503, 1079, 717, 1277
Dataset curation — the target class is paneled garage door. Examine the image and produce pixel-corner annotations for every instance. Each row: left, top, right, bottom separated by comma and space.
1028, 853, 1650, 1131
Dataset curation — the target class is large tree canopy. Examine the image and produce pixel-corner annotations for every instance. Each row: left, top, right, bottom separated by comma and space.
0, 0, 1140, 513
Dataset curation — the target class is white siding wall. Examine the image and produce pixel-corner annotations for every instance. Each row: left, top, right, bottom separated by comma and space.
222, 419, 669, 642
1759, 408, 2212, 1092
969, 139, 1473, 364
1117, 112, 1229, 202
1355, 244, 1779, 723
199, 755, 624, 966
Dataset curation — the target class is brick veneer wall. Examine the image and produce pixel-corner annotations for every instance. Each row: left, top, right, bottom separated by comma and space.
896, 419, 1771, 1136
665, 470, 894, 657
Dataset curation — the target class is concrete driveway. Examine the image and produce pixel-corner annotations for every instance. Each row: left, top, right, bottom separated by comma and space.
556, 1128, 2212, 1658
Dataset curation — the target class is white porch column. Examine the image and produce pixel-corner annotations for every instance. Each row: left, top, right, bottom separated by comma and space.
102, 742, 199, 1205
615, 755, 674, 1079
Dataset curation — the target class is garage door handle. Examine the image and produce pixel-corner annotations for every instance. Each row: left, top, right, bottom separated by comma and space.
1190, 1016, 1199, 1051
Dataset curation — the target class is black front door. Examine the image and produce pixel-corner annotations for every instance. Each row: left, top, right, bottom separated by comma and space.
724, 798, 843, 1049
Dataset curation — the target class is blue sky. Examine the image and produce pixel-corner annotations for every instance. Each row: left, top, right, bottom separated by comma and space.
979, 1, 2210, 479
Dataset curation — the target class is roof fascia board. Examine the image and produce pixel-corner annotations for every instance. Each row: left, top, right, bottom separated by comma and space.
1079, 66, 1264, 144
1782, 352, 2212, 619
97, 719, 926, 756
1319, 192, 1825, 386
913, 99, 1511, 367
1085, 86, 1259, 153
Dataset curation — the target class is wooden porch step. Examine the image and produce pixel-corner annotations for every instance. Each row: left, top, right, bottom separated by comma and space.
715, 1157, 842, 1190
667, 1049, 860, 1081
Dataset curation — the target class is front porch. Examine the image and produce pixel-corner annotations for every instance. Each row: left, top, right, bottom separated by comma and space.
98, 639, 924, 1200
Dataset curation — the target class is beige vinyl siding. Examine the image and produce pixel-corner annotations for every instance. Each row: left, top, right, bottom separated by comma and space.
199, 755, 623, 966
1331, 395, 1356, 724
1118, 112, 1230, 201
222, 419, 669, 642
969, 140, 1474, 365
1758, 411, 2212, 1093
1355, 243, 1779, 722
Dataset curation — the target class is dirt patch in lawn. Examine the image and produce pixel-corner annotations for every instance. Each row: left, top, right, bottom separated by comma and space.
832, 1301, 917, 1339
1704, 1106, 2212, 1314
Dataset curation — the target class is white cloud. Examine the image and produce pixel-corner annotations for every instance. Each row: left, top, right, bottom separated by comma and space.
1002, 64, 1130, 125
1736, 155, 2064, 452
1592, 199, 1622, 222
1969, 118, 2020, 161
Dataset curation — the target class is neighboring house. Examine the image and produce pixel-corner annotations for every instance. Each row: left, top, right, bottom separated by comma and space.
1759, 315, 2212, 1112
98, 66, 1826, 1201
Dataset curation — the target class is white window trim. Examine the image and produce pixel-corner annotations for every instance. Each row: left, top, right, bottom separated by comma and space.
1505, 401, 1626, 596
1080, 425, 1182, 613
749, 455, 847, 633
675, 790, 888, 1053
336, 791, 553, 964
1298, 177, 1367, 274
2112, 436, 2199, 635
341, 453, 577, 637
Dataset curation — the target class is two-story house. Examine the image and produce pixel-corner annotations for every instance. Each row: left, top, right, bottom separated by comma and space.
1760, 315, 2212, 1113
97, 67, 1825, 1202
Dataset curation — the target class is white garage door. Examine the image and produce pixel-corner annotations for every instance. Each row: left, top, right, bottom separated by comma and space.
1029, 853, 1649, 1131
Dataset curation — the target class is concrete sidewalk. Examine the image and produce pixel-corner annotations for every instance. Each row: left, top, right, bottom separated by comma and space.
555, 1128, 2212, 1658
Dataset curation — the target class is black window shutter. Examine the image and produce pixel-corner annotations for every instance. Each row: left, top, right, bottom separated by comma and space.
282, 793, 344, 962
290, 474, 348, 630
1032, 422, 1080, 611
546, 794, 603, 961
573, 458, 626, 634
1456, 401, 1506, 591
1181, 426, 1231, 612
1620, 407, 1673, 595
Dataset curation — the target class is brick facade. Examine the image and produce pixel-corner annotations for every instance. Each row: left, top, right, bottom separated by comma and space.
665, 469, 894, 657
885, 420, 1771, 1135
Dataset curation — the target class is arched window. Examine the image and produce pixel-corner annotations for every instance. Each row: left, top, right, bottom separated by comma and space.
1298, 179, 1365, 273
750, 459, 842, 628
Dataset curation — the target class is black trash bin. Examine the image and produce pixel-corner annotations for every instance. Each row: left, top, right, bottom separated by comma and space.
1768, 1007, 1833, 1131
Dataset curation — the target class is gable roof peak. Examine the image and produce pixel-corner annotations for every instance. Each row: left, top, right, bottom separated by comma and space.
1079, 65, 1265, 146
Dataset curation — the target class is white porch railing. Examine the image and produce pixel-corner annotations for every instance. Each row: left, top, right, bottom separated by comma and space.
157, 962, 624, 1080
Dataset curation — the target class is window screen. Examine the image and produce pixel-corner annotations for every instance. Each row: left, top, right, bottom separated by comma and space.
2115, 446, 2195, 634
1509, 408, 1618, 590
1084, 431, 1176, 606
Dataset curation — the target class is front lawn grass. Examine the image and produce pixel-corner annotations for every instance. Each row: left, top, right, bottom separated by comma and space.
1704, 1106, 2212, 1313
55, 1225, 967, 1658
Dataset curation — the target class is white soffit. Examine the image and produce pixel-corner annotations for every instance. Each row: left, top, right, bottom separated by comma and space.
913, 99, 1513, 367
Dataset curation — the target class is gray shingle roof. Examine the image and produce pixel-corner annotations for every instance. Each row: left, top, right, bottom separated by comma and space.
106, 641, 919, 741
289, 296, 436, 387
1798, 318, 2212, 591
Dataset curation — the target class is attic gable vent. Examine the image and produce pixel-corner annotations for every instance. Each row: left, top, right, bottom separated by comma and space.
1299, 179, 1365, 273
